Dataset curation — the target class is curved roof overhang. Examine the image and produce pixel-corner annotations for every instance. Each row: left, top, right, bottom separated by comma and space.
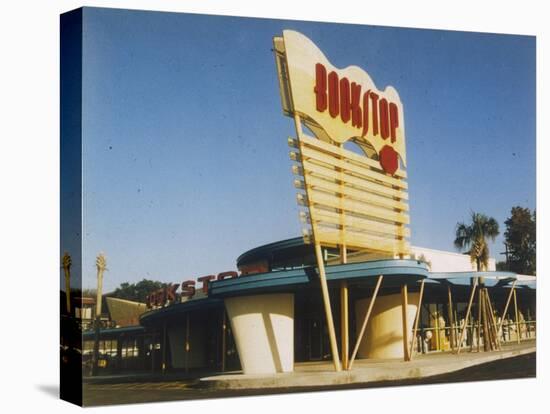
137, 268, 535, 326
210, 259, 429, 298
82, 325, 145, 339
426, 271, 518, 288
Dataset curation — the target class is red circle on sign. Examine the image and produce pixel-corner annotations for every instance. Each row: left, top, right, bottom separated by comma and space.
379, 145, 399, 175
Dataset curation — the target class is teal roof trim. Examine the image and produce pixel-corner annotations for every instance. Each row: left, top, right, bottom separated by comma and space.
82, 325, 145, 339
210, 259, 429, 297
427, 271, 518, 288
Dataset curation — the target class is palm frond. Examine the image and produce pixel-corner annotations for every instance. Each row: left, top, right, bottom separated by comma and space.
454, 211, 499, 270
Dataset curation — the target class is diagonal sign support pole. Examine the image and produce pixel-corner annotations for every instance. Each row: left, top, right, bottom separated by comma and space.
294, 113, 341, 372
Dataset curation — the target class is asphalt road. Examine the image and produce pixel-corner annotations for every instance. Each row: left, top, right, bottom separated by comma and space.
82, 352, 536, 406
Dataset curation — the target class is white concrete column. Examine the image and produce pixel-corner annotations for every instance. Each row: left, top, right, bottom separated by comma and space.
225, 293, 294, 375
355, 292, 419, 359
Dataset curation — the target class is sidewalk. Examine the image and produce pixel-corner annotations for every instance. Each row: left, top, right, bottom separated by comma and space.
84, 369, 209, 385
200, 340, 536, 390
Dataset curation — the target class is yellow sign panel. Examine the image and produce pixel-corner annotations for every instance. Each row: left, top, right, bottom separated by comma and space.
275, 30, 407, 170
274, 30, 410, 257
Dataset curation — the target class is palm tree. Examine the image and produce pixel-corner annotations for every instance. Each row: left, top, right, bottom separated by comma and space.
454, 212, 501, 352
62, 252, 72, 315
95, 253, 107, 318
92, 253, 107, 376
454, 212, 500, 271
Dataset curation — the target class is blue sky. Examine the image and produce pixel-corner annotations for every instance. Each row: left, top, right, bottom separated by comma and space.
73, 7, 535, 291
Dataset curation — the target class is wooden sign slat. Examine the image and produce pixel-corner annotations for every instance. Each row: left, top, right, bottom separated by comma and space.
308, 188, 410, 224
306, 175, 409, 212
316, 229, 410, 254
302, 160, 408, 200
312, 207, 410, 238
300, 135, 408, 179
300, 145, 408, 189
